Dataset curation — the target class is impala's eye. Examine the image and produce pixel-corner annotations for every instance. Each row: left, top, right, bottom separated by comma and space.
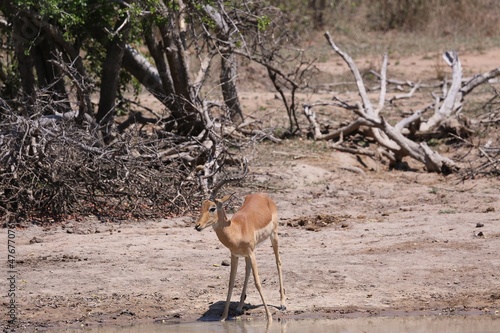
209, 206, 216, 213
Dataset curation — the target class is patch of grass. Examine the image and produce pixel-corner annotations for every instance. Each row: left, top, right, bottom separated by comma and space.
438, 209, 456, 214
427, 138, 440, 147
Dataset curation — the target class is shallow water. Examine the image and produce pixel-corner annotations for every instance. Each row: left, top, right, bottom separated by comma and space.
56, 315, 499, 333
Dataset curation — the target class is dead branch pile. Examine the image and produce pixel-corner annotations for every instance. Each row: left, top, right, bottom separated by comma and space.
0, 109, 244, 223
456, 94, 500, 179
457, 139, 500, 180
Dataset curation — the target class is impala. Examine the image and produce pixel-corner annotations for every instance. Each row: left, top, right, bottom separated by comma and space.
194, 164, 285, 322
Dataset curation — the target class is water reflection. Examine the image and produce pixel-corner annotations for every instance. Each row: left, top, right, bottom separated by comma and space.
56, 315, 500, 333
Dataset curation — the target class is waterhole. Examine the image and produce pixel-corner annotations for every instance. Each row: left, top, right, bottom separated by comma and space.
55, 315, 499, 333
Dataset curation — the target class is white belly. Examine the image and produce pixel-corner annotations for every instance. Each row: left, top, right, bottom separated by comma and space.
254, 221, 274, 246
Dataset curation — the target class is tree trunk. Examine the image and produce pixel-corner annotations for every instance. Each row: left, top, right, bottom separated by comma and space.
96, 38, 125, 143
220, 51, 244, 125
159, 23, 193, 104
144, 27, 176, 105
12, 14, 36, 115
202, 4, 244, 125
122, 42, 204, 136
158, 22, 204, 135
21, 8, 92, 122
32, 35, 71, 113
122, 45, 166, 102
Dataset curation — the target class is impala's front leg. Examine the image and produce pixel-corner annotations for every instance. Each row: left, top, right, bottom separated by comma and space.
237, 257, 252, 314
221, 254, 239, 321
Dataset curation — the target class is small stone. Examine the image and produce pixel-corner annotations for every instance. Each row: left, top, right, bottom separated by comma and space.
221, 260, 230, 267
29, 237, 43, 244
476, 223, 484, 228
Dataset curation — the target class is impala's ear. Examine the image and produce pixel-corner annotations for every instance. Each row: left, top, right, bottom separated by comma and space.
216, 193, 234, 205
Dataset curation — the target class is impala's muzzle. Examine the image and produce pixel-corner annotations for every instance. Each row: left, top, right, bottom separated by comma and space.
195, 224, 203, 232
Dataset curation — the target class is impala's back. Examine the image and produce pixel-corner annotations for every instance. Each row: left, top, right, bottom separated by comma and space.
232, 193, 278, 244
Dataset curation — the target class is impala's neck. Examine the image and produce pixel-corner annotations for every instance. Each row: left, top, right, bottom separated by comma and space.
215, 202, 230, 228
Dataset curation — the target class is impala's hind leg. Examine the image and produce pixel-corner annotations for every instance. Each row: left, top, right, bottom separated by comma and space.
271, 229, 286, 310
248, 251, 272, 322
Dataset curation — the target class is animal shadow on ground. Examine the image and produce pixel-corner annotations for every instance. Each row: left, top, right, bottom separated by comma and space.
198, 300, 271, 321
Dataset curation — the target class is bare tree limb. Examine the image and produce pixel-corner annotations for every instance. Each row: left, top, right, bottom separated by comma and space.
461, 67, 500, 96
324, 32, 373, 113
375, 54, 388, 115
390, 82, 421, 103
419, 51, 462, 131
303, 104, 371, 141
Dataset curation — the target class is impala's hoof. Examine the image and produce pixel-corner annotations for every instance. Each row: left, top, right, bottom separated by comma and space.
279, 305, 287, 311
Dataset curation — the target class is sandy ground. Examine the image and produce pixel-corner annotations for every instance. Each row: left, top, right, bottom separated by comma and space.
4, 152, 500, 330
3, 48, 500, 331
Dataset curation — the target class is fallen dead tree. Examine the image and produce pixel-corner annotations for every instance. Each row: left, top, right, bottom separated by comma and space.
304, 32, 500, 174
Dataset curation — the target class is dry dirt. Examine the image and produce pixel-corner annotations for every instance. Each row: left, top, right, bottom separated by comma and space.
3, 48, 500, 331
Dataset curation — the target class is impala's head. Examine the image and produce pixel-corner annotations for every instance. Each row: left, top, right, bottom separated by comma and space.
194, 195, 232, 232
194, 199, 217, 231
195, 158, 247, 231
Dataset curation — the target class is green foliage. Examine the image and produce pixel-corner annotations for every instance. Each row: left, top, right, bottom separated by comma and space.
14, 0, 91, 40
427, 138, 440, 147
11, 0, 158, 44
5, 0, 168, 98
257, 15, 272, 31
